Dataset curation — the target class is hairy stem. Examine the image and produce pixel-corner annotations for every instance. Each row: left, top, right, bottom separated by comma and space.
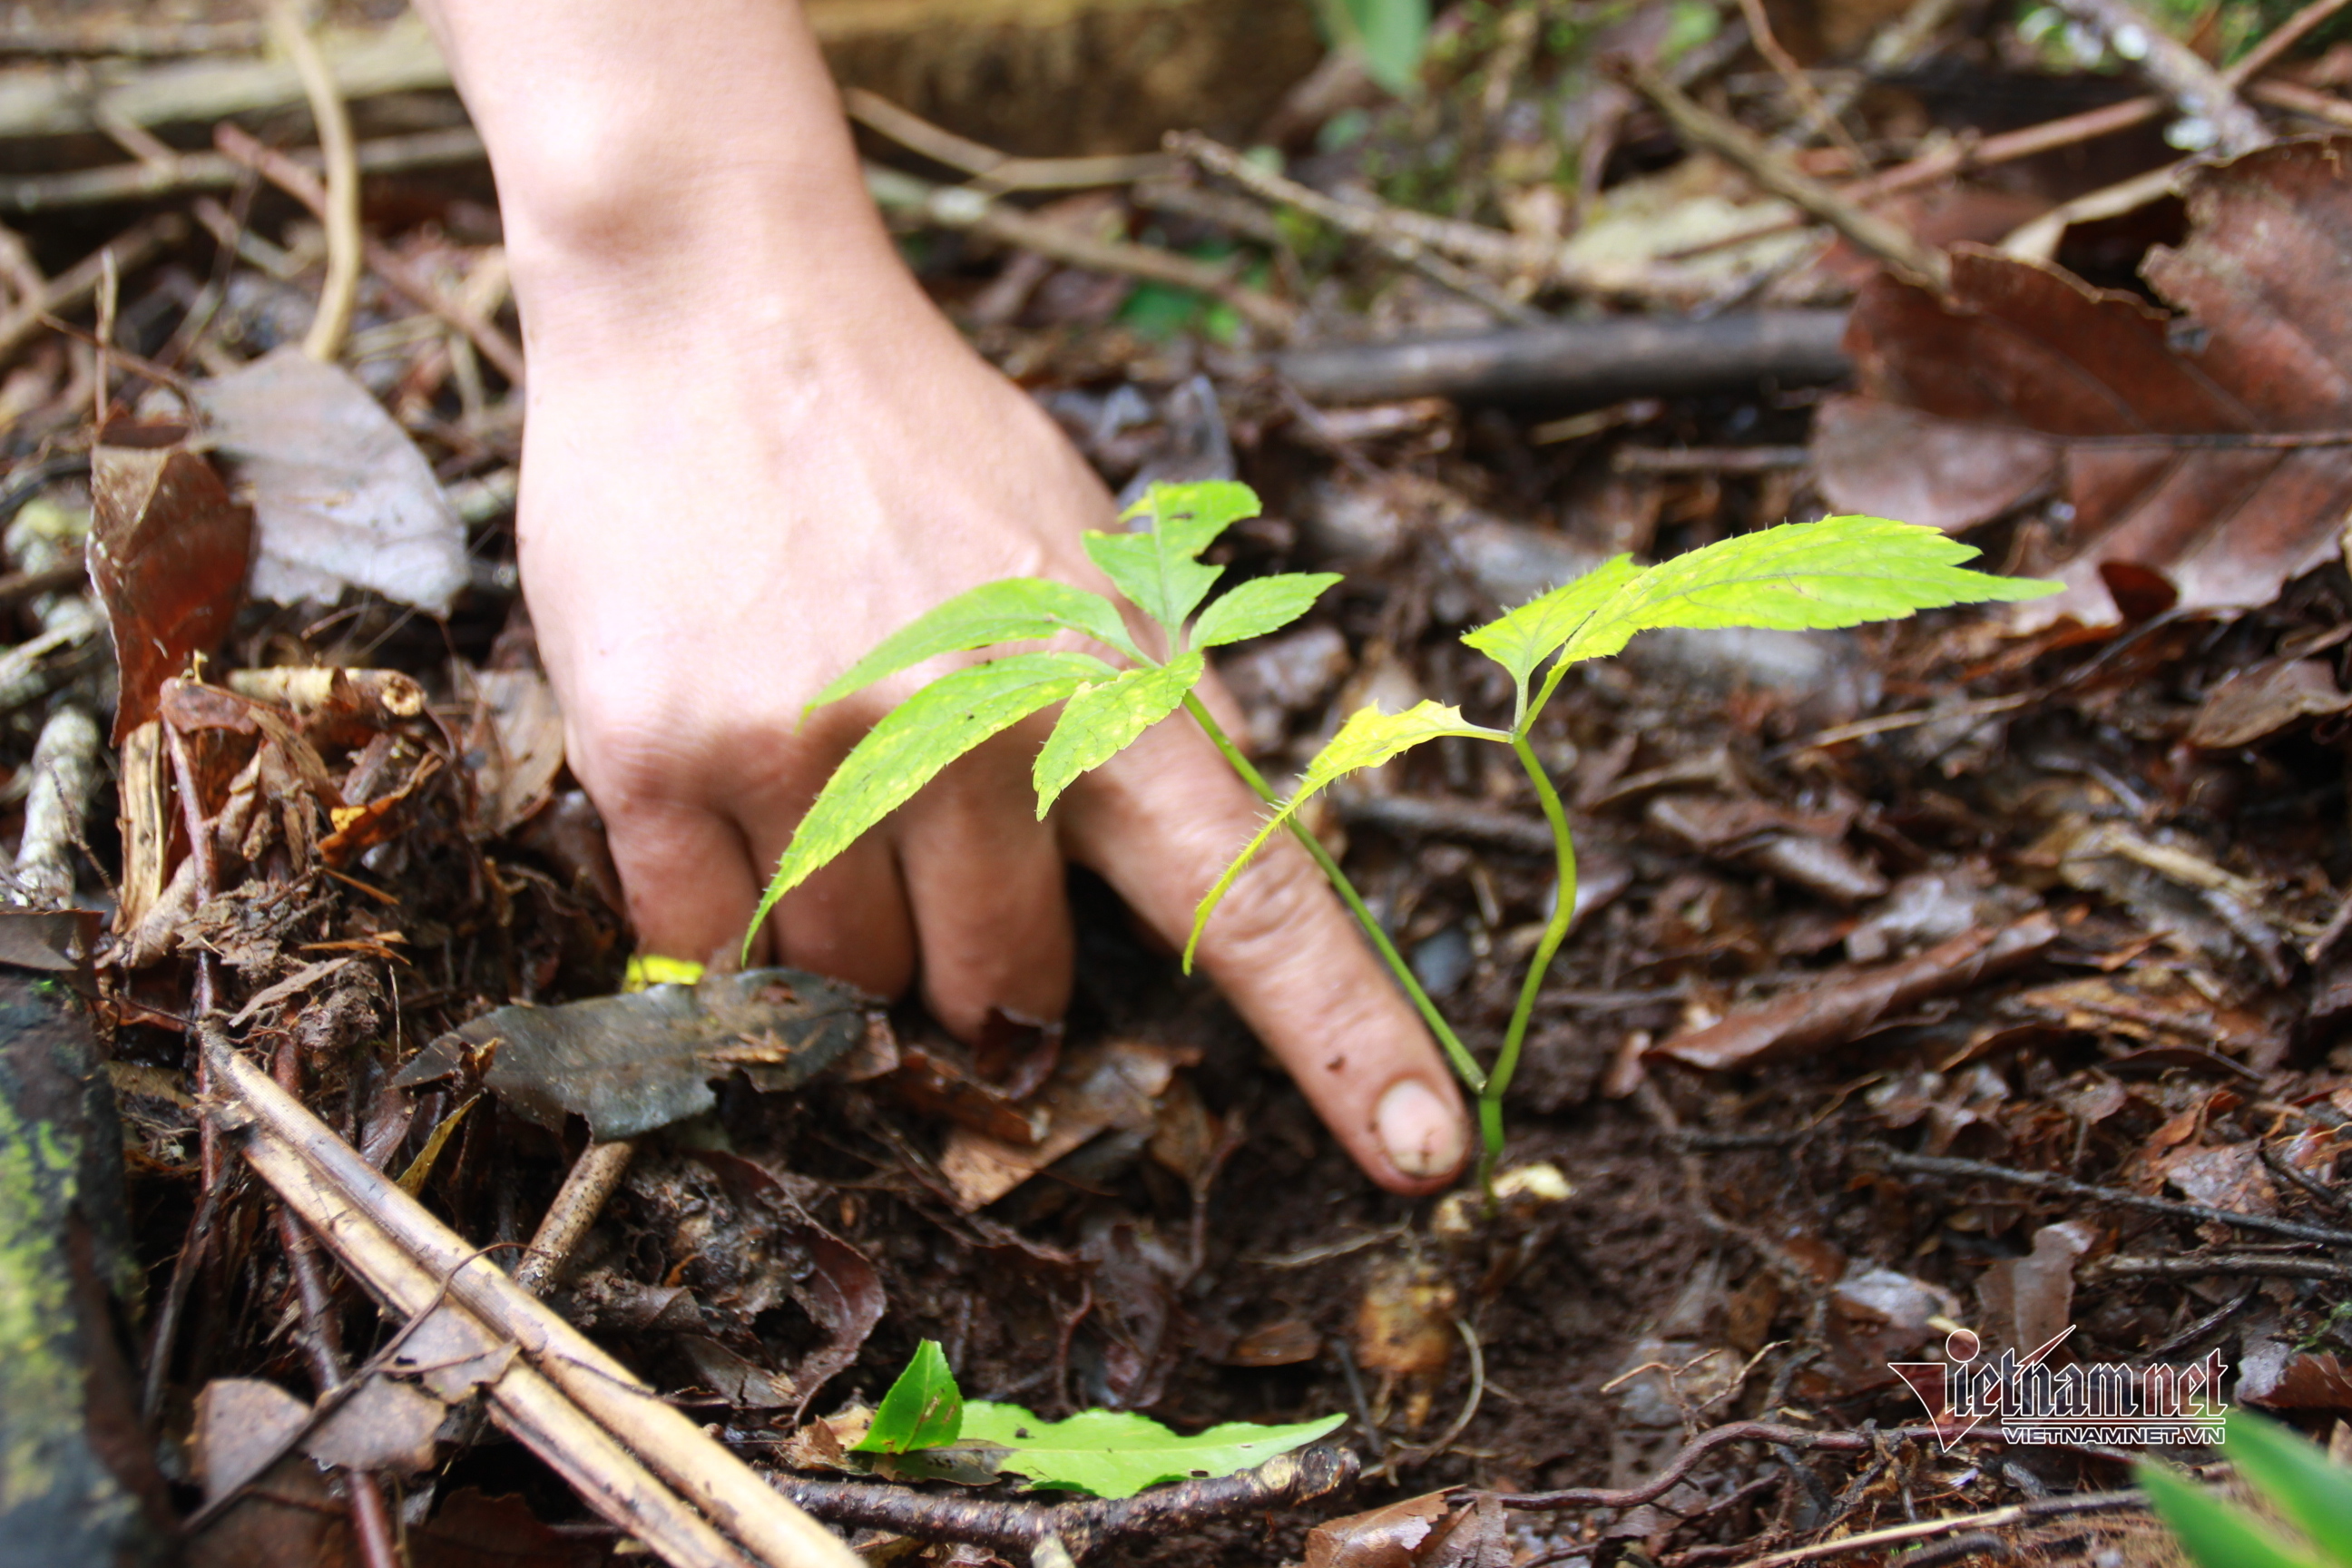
1485, 731, 1578, 1192
1180, 692, 1487, 1094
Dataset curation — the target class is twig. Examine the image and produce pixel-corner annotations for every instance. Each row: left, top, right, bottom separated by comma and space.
1766, 692, 2037, 761
203, 1034, 861, 1568
140, 1176, 224, 1424
1735, 0, 1868, 167
859, 163, 1295, 335
0, 126, 485, 213
2050, 0, 2269, 153
514, 1139, 638, 1296
1614, 445, 1811, 474
842, 88, 1172, 192
270, 1034, 400, 1568
1874, 1149, 2352, 1248
215, 125, 527, 386
0, 213, 182, 363
2249, 77, 2352, 127
1496, 1422, 1899, 1509
14, 704, 96, 903
2260, 1141, 2352, 1218
2231, 0, 2352, 81
1724, 1491, 2144, 1568
1166, 131, 1553, 320
267, 1, 360, 361
2091, 1252, 2352, 1281
770, 1446, 1357, 1562
1606, 56, 1949, 291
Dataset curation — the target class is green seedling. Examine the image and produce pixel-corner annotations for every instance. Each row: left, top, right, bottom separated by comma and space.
2142, 1409, 2352, 1568
749, 480, 2058, 1199
850, 1338, 1342, 1498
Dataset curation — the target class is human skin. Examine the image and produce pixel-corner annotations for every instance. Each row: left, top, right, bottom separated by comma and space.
413, 0, 1468, 1191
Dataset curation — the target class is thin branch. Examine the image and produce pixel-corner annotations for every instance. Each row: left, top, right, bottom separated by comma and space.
1606, 55, 1950, 291
1166, 131, 1553, 321
1726, 1491, 2146, 1568
2092, 1252, 2352, 1281
0, 125, 485, 214
268, 0, 360, 361
862, 161, 1296, 336
770, 1446, 1357, 1561
2050, 0, 2270, 153
1874, 1149, 2352, 1247
514, 1139, 638, 1296
215, 125, 526, 386
0, 214, 182, 363
1734, 0, 1869, 167
842, 88, 1173, 192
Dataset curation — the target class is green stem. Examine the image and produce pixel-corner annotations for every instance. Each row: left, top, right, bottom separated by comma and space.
1485, 731, 1578, 1191
1179, 692, 1487, 1095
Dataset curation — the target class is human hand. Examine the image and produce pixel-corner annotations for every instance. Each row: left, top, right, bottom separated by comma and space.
424, 0, 1467, 1191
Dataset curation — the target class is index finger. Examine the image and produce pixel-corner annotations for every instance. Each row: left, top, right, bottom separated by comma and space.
1057, 717, 1469, 1192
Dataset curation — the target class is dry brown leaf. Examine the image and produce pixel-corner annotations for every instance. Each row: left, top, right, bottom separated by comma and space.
196, 345, 469, 614
1651, 912, 2057, 1070
1816, 137, 2352, 630
89, 434, 252, 743
462, 666, 566, 834
1303, 1491, 1455, 1568
935, 1040, 1184, 1210
2189, 659, 2352, 747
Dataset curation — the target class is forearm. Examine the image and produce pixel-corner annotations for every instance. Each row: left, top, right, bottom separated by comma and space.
414, 0, 915, 348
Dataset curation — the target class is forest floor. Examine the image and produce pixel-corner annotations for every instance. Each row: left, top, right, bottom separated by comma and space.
13, 1, 2352, 1565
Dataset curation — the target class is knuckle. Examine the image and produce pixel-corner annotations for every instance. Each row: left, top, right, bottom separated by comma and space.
1201, 838, 1328, 965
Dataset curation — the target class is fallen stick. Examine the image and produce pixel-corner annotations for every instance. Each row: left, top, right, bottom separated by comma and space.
2050, 0, 2269, 154
1274, 309, 1849, 405
0, 213, 181, 363
0, 125, 486, 214
269, 0, 361, 362
1163, 131, 1543, 324
770, 1446, 1357, 1562
1725, 1492, 2146, 1568
862, 163, 1297, 335
514, 1138, 638, 1296
1609, 56, 1950, 291
1874, 1148, 2352, 1247
14, 704, 97, 902
842, 88, 1172, 193
0, 14, 450, 139
215, 125, 526, 386
2092, 1252, 2352, 1281
203, 1033, 862, 1568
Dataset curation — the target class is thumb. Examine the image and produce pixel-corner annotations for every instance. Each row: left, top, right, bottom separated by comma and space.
1059, 717, 1469, 1192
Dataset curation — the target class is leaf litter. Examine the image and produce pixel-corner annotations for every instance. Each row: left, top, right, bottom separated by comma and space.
33, 7, 2352, 1568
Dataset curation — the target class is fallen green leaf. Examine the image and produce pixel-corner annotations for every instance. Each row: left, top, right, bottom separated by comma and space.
855, 1339, 963, 1455
958, 1402, 1346, 1499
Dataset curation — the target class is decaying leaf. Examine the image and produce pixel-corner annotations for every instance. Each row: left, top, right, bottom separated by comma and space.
195, 345, 469, 615
2189, 659, 2352, 749
1651, 912, 2057, 1070
397, 967, 881, 1139
934, 1040, 1187, 1210
1977, 1220, 2100, 1357
1816, 138, 2352, 631
1355, 1256, 1458, 1431
460, 666, 566, 833
1305, 1491, 1456, 1568
88, 432, 253, 742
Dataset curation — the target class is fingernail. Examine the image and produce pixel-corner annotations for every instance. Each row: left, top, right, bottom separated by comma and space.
1377, 1080, 1465, 1180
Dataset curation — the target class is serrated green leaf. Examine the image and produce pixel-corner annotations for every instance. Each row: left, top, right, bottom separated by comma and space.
2222, 1410, 2352, 1564
2141, 1458, 2331, 1568
1560, 516, 2061, 663
1190, 573, 1343, 650
1527, 517, 2063, 720
749, 652, 1112, 949
1033, 652, 1205, 816
808, 579, 1138, 711
1089, 481, 1264, 633
1462, 554, 1642, 691
1186, 700, 1504, 969
854, 1340, 963, 1455
957, 1401, 1345, 1499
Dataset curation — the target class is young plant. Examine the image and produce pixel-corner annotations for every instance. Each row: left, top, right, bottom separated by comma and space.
2141, 1409, 2352, 1568
848, 1338, 1342, 1497
750, 481, 2058, 1197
